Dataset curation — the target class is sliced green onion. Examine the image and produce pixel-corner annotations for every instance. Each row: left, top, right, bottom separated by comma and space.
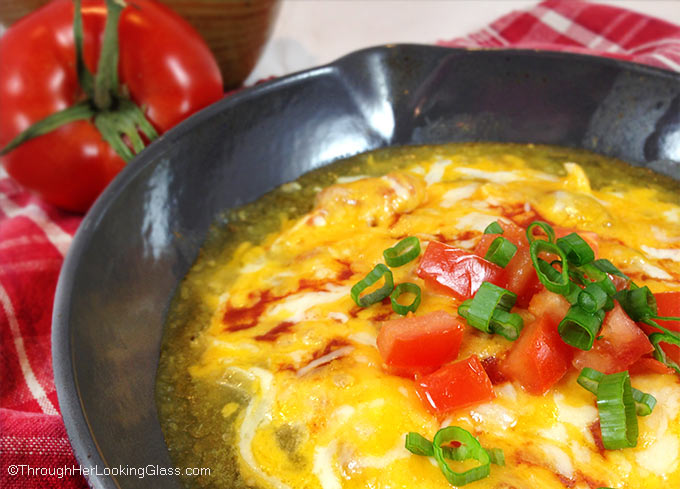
568, 266, 588, 286
458, 282, 523, 339
433, 426, 491, 486
578, 283, 609, 313
577, 263, 617, 303
526, 220, 555, 244
405, 432, 434, 456
631, 388, 657, 417
558, 305, 604, 350
590, 258, 630, 280
350, 264, 394, 307
530, 240, 571, 295
577, 367, 604, 394
577, 368, 656, 416
556, 232, 595, 266
596, 371, 638, 450
490, 309, 524, 341
649, 330, 680, 375
405, 432, 504, 466
390, 282, 421, 316
383, 236, 421, 267
484, 221, 504, 234
485, 448, 505, 466
484, 236, 518, 268
458, 282, 517, 331
615, 286, 657, 321
578, 262, 608, 283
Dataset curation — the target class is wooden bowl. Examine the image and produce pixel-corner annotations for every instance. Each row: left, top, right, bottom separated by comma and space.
162, 0, 282, 88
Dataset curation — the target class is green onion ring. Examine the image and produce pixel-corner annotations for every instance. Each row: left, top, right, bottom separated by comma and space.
530, 240, 571, 295
405, 432, 504, 466
389, 282, 421, 315
383, 236, 421, 267
596, 371, 638, 450
484, 236, 518, 268
490, 309, 524, 341
405, 432, 434, 456
556, 232, 595, 266
649, 330, 680, 375
457, 282, 519, 335
577, 368, 656, 416
350, 264, 394, 307
432, 426, 491, 486
526, 220, 555, 244
590, 258, 630, 280
615, 286, 657, 321
578, 282, 609, 313
483, 221, 504, 234
558, 305, 604, 350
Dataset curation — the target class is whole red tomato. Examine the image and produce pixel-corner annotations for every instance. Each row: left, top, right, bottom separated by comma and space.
0, 0, 223, 212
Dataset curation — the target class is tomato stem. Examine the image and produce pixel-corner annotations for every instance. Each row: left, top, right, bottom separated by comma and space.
0, 102, 94, 156
73, 0, 94, 98
0, 0, 159, 163
93, 0, 125, 110
94, 99, 159, 161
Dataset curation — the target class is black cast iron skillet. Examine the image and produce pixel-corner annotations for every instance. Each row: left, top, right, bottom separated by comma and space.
52, 45, 680, 489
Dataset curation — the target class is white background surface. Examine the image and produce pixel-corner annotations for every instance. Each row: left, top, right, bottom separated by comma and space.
247, 0, 680, 83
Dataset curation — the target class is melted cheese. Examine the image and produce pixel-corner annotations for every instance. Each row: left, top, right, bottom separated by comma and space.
182, 147, 680, 489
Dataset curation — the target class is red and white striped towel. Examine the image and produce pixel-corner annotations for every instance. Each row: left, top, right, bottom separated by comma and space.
438, 0, 680, 71
1, 1, 679, 488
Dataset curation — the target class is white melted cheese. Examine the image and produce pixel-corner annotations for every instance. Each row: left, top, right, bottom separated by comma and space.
440, 184, 479, 208
625, 256, 673, 280
348, 331, 377, 347
382, 174, 413, 201
351, 438, 410, 470
267, 285, 350, 323
553, 392, 598, 433
470, 403, 517, 430
336, 175, 369, 184
454, 167, 557, 183
425, 160, 451, 185
236, 367, 292, 489
313, 441, 342, 489
540, 444, 574, 480
296, 346, 354, 377
456, 212, 499, 232
641, 245, 680, 261
328, 312, 349, 323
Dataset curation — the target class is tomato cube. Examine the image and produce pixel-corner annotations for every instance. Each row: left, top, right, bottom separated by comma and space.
415, 355, 495, 414
417, 241, 506, 300
572, 303, 653, 374
500, 315, 574, 394
377, 311, 465, 377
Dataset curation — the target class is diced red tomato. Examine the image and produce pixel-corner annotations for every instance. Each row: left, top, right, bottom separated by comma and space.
655, 292, 680, 329
572, 303, 654, 374
500, 315, 574, 394
415, 355, 495, 414
639, 291, 680, 367
528, 288, 571, 325
417, 241, 506, 300
474, 220, 526, 257
505, 247, 542, 307
628, 356, 675, 376
474, 221, 539, 307
376, 311, 464, 377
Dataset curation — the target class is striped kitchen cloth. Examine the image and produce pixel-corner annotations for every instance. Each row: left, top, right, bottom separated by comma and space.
438, 0, 680, 71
